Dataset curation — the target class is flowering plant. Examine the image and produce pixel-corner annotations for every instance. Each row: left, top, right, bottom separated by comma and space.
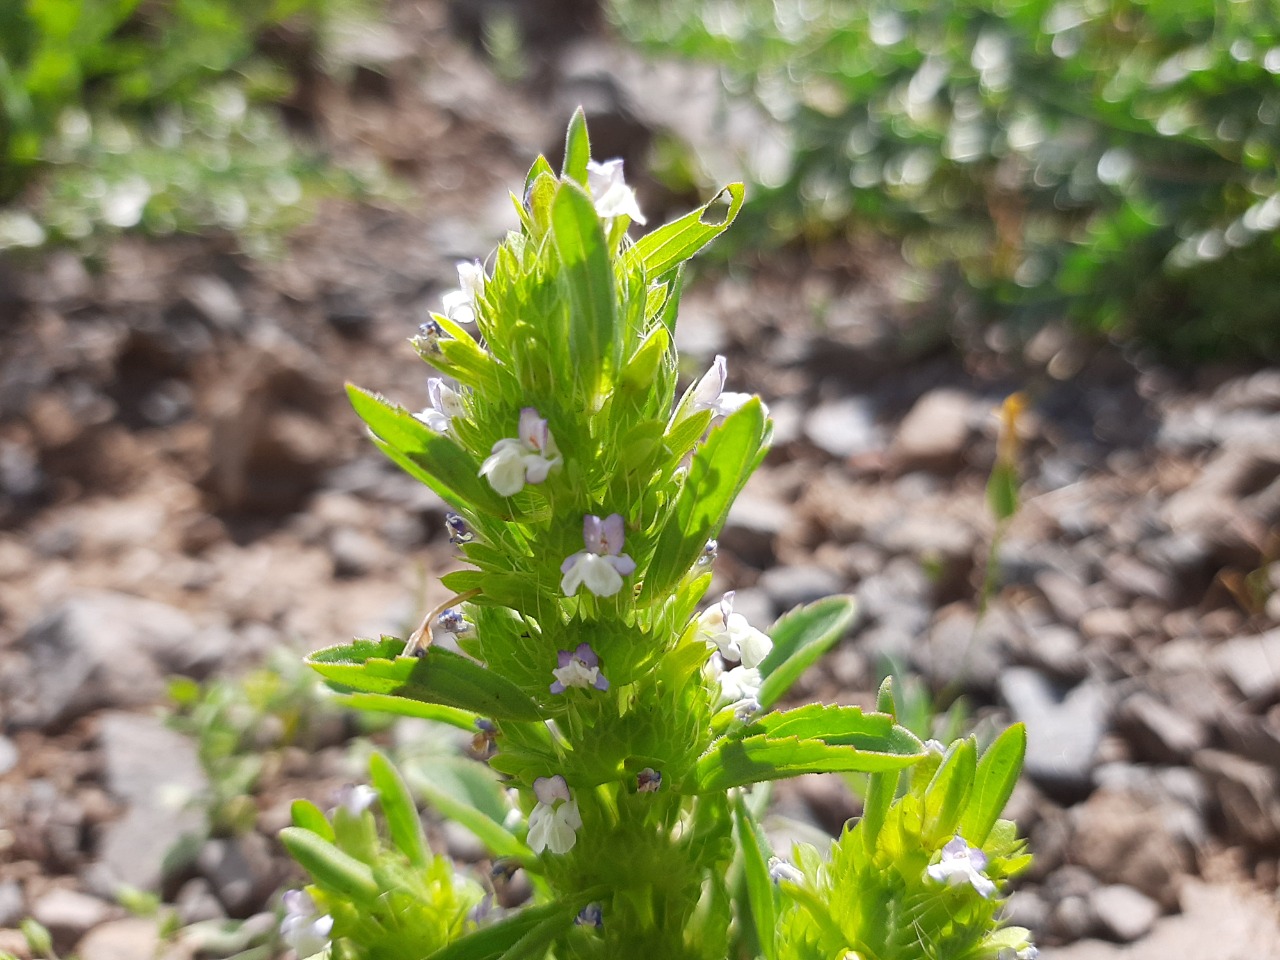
282, 112, 1034, 960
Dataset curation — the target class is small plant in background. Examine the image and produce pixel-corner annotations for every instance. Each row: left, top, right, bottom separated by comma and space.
0, 0, 385, 255
281, 112, 1034, 960
610, 0, 1280, 361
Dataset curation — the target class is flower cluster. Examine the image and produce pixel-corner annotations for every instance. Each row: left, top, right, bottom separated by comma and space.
480, 408, 562, 496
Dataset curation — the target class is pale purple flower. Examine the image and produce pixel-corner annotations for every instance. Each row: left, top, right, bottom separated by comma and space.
560, 513, 637, 597
575, 903, 604, 928
636, 767, 662, 793
586, 159, 646, 224
412, 318, 445, 355
691, 355, 755, 419
442, 260, 485, 324
926, 836, 997, 898
528, 775, 581, 855
697, 538, 718, 566
437, 607, 476, 639
280, 889, 333, 958
550, 642, 609, 694
337, 783, 377, 816
697, 592, 773, 668
767, 856, 804, 884
414, 377, 463, 432
445, 513, 474, 545
716, 664, 762, 709
479, 408, 562, 496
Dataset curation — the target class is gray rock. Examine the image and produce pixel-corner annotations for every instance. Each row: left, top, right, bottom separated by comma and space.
0, 882, 23, 928
855, 557, 933, 662
74, 918, 169, 960
12, 592, 222, 729
725, 587, 775, 633
1069, 787, 1197, 909
720, 491, 791, 569
31, 889, 113, 944
1050, 894, 1097, 942
1091, 884, 1160, 942
1114, 692, 1206, 763
757, 564, 845, 613
197, 834, 277, 917
1194, 749, 1280, 848
1213, 626, 1280, 704
1104, 555, 1177, 604
888, 388, 977, 474
174, 878, 226, 924
328, 526, 384, 579
96, 712, 208, 893
999, 668, 1109, 798
1034, 569, 1094, 628
0, 735, 16, 776
1216, 709, 1280, 768
180, 275, 244, 331
911, 605, 1007, 694
1021, 623, 1089, 682
1213, 368, 1280, 412
804, 397, 879, 459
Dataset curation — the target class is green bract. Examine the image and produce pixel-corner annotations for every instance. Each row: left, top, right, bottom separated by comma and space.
286, 112, 1033, 960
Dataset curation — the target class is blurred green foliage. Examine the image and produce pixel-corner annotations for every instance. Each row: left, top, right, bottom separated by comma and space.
0, 0, 385, 255
612, 0, 1280, 360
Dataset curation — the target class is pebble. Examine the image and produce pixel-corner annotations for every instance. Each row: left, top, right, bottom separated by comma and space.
328, 526, 385, 578
1193, 749, 1280, 847
1114, 692, 1206, 763
0, 883, 22, 928
75, 918, 176, 960
756, 564, 845, 613
803, 396, 879, 459
0, 735, 16, 776
197, 834, 277, 917
31, 889, 113, 945
174, 878, 226, 924
888, 388, 976, 473
999, 668, 1110, 799
1213, 626, 1280, 703
719, 491, 791, 569
1091, 884, 1160, 942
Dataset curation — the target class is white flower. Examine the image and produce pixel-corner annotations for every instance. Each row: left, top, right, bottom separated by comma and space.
527, 775, 582, 855
337, 784, 377, 816
691, 355, 755, 419
697, 592, 773, 668
767, 856, 805, 884
586, 159, 646, 224
560, 513, 637, 598
280, 889, 334, 958
413, 377, 463, 433
441, 259, 485, 324
998, 947, 1039, 960
717, 664, 762, 707
926, 835, 997, 898
479, 408, 562, 496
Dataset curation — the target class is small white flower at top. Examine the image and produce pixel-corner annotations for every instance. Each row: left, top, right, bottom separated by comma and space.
767, 856, 804, 885
442, 259, 485, 324
527, 775, 582, 855
715, 662, 763, 712
550, 642, 609, 694
480, 408, 562, 496
697, 591, 773, 668
414, 377, 463, 433
998, 947, 1039, 960
691, 355, 755, 419
586, 159, 646, 224
926, 835, 997, 898
560, 513, 636, 598
280, 889, 334, 959
337, 783, 377, 816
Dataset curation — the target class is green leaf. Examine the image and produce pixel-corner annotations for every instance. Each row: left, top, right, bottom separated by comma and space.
693, 730, 923, 792
755, 704, 921, 755
279, 827, 379, 903
631, 183, 745, 279
922, 739, 976, 846
561, 107, 590, 185
330, 692, 478, 731
987, 461, 1019, 522
642, 399, 766, 602
427, 900, 577, 960
290, 800, 334, 842
307, 639, 544, 722
368, 752, 428, 868
552, 180, 617, 395
756, 596, 858, 708
733, 795, 777, 960
523, 154, 555, 197
412, 782, 524, 861
958, 724, 1026, 845
346, 385, 512, 518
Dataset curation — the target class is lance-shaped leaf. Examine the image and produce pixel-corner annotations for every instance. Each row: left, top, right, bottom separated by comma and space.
427, 899, 584, 960
346, 385, 512, 518
631, 183, 746, 280
756, 596, 858, 708
290, 799, 334, 842
280, 827, 379, 903
552, 180, 618, 396
307, 637, 543, 722
922, 739, 977, 847
754, 703, 922, 753
958, 723, 1026, 845
733, 795, 778, 960
330, 692, 477, 731
369, 752, 429, 868
642, 399, 766, 603
561, 107, 590, 185
693, 723, 924, 793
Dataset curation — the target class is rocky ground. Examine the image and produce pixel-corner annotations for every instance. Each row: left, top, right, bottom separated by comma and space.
1, 2, 1279, 958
